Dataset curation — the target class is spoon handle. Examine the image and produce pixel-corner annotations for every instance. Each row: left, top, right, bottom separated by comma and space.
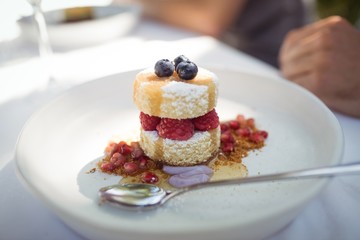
184, 161, 360, 191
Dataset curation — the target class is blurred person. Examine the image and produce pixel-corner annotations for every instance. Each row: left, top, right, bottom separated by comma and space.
132, 0, 305, 67
127, 0, 360, 117
279, 16, 360, 118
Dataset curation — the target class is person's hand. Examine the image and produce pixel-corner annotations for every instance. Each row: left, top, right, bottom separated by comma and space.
279, 16, 360, 118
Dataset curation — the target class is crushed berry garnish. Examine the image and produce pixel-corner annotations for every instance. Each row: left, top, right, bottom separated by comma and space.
97, 114, 268, 186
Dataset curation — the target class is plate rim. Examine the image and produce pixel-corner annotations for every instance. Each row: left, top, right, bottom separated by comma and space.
14, 67, 344, 239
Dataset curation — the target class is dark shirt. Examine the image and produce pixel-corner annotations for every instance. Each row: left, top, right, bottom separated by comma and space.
222, 0, 305, 67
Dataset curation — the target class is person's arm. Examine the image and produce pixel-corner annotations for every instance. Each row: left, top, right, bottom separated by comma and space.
135, 0, 247, 37
279, 16, 360, 118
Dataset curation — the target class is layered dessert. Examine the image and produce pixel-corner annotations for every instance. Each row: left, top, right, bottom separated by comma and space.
134, 56, 220, 166
96, 55, 268, 188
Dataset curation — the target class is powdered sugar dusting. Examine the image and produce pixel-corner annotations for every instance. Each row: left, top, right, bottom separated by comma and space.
162, 81, 208, 102
162, 81, 208, 116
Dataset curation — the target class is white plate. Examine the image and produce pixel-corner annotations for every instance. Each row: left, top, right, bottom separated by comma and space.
15, 68, 343, 240
18, 4, 141, 48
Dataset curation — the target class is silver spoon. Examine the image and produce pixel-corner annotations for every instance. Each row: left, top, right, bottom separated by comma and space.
99, 161, 360, 211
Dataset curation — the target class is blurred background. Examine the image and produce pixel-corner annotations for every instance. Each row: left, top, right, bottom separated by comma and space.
316, 0, 360, 25
0, 0, 114, 64
0, 0, 359, 67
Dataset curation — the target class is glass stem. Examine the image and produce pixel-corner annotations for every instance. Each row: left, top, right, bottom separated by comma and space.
32, 4, 55, 83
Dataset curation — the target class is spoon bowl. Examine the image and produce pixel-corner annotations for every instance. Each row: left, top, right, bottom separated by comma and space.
99, 183, 169, 210
99, 161, 360, 210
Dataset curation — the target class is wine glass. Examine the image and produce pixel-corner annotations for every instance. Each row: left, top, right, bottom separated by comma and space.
27, 0, 55, 84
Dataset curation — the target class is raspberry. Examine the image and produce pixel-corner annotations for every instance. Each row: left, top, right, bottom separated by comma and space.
192, 109, 219, 131
140, 112, 161, 131
156, 118, 194, 140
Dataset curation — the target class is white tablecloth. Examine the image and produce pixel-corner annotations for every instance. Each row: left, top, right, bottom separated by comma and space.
1, 19, 360, 240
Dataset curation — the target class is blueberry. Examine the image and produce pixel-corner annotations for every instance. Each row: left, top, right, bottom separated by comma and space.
174, 55, 189, 68
176, 61, 198, 80
154, 59, 175, 77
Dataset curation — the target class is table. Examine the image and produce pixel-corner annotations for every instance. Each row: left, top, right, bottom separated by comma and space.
1, 17, 360, 240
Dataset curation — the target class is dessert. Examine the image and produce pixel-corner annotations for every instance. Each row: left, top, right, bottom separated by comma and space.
96, 56, 269, 189
134, 56, 220, 166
